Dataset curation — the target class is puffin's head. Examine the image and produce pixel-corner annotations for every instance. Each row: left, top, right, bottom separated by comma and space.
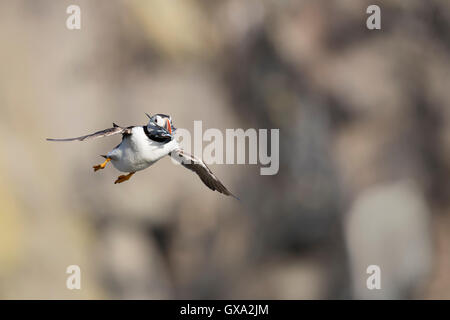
146, 113, 176, 134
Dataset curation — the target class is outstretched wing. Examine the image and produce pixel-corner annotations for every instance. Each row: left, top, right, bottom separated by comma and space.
170, 148, 238, 199
47, 123, 132, 142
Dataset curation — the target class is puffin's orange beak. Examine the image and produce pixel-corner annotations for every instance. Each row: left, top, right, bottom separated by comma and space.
165, 119, 172, 134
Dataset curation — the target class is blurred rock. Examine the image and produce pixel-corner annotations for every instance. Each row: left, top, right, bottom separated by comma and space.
98, 221, 171, 299
345, 181, 432, 299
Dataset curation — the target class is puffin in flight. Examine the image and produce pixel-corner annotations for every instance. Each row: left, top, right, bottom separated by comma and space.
47, 113, 236, 198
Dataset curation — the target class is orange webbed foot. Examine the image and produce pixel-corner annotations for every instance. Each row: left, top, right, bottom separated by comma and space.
114, 172, 135, 184
93, 158, 111, 172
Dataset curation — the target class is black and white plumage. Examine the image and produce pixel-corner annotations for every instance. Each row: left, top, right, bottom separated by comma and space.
47, 114, 236, 198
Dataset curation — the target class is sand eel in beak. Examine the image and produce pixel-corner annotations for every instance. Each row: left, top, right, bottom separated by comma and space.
47, 114, 237, 198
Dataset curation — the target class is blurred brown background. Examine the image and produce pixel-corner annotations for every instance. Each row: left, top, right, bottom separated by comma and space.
0, 0, 449, 299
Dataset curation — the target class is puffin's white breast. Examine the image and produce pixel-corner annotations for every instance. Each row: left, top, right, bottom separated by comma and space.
107, 126, 179, 172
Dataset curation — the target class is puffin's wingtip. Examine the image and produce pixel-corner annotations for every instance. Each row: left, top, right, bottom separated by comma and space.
227, 191, 240, 201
